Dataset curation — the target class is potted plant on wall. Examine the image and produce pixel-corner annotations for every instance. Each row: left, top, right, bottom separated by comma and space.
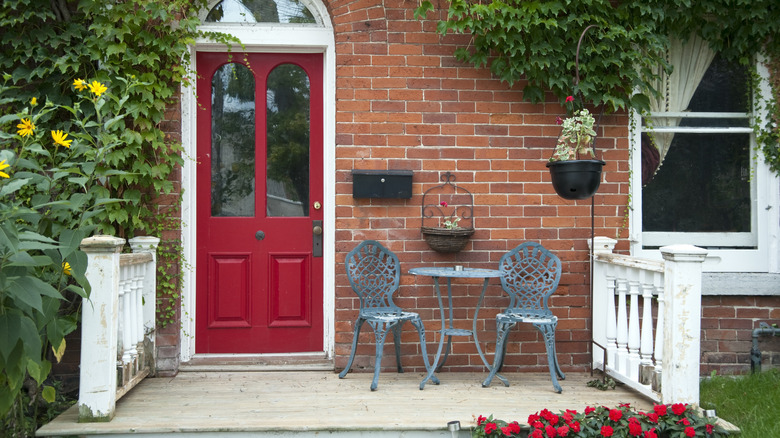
546, 107, 606, 200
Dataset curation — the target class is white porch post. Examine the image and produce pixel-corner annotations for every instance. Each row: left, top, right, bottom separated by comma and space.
78, 235, 126, 422
659, 244, 708, 405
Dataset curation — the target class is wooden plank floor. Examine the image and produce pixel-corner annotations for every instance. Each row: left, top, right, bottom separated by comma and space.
38, 371, 654, 437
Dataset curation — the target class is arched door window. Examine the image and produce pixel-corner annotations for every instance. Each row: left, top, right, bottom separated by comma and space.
206, 0, 317, 24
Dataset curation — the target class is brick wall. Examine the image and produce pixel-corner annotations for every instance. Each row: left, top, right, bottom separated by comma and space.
329, 0, 630, 375
701, 296, 780, 375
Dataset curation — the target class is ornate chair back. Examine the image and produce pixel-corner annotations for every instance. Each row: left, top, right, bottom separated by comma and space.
345, 240, 402, 314
498, 241, 562, 319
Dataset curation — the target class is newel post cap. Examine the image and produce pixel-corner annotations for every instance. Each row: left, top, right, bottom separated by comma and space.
79, 235, 126, 253
660, 244, 708, 263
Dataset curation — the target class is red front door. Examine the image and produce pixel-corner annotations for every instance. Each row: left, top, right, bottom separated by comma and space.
195, 52, 324, 354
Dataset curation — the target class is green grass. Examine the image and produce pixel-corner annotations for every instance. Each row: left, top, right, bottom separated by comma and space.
700, 369, 780, 438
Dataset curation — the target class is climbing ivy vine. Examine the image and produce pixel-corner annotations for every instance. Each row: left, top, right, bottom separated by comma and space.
414, 0, 780, 170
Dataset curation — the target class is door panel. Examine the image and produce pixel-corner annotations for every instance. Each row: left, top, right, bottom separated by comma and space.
196, 52, 324, 354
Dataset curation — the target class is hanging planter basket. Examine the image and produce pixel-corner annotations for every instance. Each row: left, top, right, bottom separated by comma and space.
546, 159, 605, 200
420, 172, 475, 253
420, 226, 475, 253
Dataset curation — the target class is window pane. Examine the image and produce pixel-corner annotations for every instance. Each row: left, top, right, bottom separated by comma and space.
688, 54, 749, 113
266, 64, 310, 217
206, 0, 316, 24
643, 133, 751, 233
211, 63, 256, 217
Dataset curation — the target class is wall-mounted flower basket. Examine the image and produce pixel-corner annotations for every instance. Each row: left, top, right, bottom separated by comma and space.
421, 172, 474, 253
420, 226, 475, 253
546, 159, 605, 200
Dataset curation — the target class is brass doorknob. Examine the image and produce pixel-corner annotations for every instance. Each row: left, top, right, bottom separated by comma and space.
313, 225, 323, 235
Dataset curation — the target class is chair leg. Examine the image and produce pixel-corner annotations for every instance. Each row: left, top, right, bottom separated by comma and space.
410, 317, 440, 389
369, 320, 392, 391
392, 322, 404, 373
536, 322, 563, 393
482, 320, 514, 388
339, 318, 365, 379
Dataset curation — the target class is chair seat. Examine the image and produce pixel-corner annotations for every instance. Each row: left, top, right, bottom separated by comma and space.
497, 312, 557, 325
361, 310, 420, 323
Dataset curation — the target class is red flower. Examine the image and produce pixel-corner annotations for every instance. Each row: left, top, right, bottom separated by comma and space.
585, 406, 596, 415
600, 425, 614, 437
501, 425, 513, 436
643, 413, 659, 423
440, 201, 448, 207
532, 421, 545, 429
477, 415, 487, 426
557, 425, 570, 437
609, 409, 623, 422
643, 429, 658, 438
530, 430, 544, 438
545, 424, 558, 437
672, 403, 687, 416
706, 424, 714, 433
628, 421, 643, 437
569, 421, 581, 433
528, 414, 540, 424
653, 404, 667, 416
549, 414, 559, 425
677, 418, 691, 426
684, 426, 696, 437
508, 422, 521, 434
556, 116, 563, 125
565, 96, 574, 102
484, 422, 497, 435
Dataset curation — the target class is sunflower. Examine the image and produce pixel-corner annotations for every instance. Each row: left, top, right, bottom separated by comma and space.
51, 130, 73, 148
0, 159, 10, 178
88, 81, 107, 97
16, 118, 35, 137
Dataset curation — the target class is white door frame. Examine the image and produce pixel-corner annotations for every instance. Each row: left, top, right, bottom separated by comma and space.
179, 2, 336, 362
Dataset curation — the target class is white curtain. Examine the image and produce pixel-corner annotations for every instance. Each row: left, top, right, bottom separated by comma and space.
648, 34, 716, 165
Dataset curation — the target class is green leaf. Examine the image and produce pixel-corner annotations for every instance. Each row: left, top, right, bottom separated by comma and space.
42, 385, 56, 403
59, 229, 86, 260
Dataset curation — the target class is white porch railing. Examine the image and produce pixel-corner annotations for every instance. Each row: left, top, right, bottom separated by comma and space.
77, 235, 160, 422
591, 237, 707, 405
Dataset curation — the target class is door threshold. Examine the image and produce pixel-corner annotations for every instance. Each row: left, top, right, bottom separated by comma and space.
180, 353, 334, 372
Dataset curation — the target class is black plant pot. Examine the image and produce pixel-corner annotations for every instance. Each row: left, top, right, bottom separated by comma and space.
546, 159, 606, 200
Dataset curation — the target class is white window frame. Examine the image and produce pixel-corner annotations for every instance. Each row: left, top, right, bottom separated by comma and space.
629, 60, 780, 273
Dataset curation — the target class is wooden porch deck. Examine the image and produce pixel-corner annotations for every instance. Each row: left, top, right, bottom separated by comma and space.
38, 370, 654, 438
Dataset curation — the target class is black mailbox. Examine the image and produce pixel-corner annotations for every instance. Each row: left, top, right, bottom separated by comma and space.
351, 169, 413, 199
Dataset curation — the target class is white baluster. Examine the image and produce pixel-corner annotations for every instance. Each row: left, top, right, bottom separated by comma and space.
605, 271, 618, 369
639, 278, 656, 386
653, 274, 665, 377
615, 275, 629, 374
128, 263, 140, 369
627, 278, 641, 381
120, 265, 133, 365
132, 263, 144, 371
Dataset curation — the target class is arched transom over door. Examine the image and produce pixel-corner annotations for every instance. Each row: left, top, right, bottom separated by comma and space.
195, 52, 324, 354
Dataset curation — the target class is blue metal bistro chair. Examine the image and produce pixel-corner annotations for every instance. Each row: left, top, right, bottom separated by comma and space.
339, 240, 437, 390
482, 242, 566, 393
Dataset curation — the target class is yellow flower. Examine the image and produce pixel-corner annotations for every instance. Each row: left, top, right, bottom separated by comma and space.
88, 80, 107, 97
73, 78, 87, 91
16, 118, 35, 137
0, 159, 10, 178
62, 262, 72, 276
30, 97, 37, 106
51, 130, 73, 148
